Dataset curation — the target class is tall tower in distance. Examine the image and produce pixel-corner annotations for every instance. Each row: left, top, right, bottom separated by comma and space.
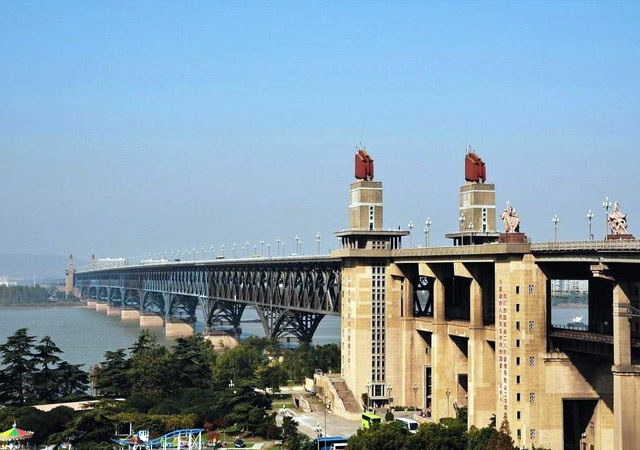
65, 254, 75, 299
446, 147, 499, 245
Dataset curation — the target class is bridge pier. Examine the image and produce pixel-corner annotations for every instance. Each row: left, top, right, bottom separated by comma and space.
204, 330, 239, 350
121, 308, 141, 321
95, 302, 108, 312
86, 300, 96, 307
166, 319, 195, 337
106, 305, 121, 317
140, 313, 164, 327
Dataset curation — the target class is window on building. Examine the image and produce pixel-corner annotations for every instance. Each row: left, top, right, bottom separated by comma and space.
515, 286, 520, 294
529, 284, 535, 294
516, 339, 521, 348
516, 411, 521, 420
516, 321, 521, 330
516, 375, 521, 384
515, 303, 520, 313
517, 429, 522, 440
516, 393, 521, 402
516, 357, 521, 365
528, 320, 535, 331
530, 393, 536, 403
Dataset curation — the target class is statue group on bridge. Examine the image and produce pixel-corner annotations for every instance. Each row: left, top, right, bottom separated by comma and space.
501, 201, 520, 233
607, 201, 630, 235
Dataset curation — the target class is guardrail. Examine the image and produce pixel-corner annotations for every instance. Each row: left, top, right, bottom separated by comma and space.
531, 239, 640, 252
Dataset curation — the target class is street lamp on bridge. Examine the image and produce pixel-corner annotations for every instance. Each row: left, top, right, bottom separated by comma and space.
232, 243, 236, 259
552, 214, 560, 242
267, 243, 271, 257
211, 245, 216, 259
221, 244, 225, 258
408, 221, 414, 247
602, 196, 612, 238
587, 210, 594, 241
459, 214, 466, 233
276, 237, 281, 256
260, 240, 264, 257
202, 247, 205, 260
295, 235, 300, 255
245, 241, 250, 257
282, 241, 286, 256
241, 244, 246, 258
316, 232, 321, 254
424, 217, 432, 247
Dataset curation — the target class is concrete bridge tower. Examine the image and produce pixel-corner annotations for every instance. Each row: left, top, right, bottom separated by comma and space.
65, 254, 75, 299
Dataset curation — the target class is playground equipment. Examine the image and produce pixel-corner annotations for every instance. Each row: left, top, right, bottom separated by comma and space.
113, 428, 204, 449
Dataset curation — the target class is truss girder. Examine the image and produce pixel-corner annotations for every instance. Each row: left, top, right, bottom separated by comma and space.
75, 261, 341, 315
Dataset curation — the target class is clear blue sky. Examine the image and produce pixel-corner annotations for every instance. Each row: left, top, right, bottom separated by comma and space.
1, 1, 639, 259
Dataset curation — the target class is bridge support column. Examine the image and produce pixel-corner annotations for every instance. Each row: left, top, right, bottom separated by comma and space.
429, 267, 451, 422
467, 274, 495, 429
140, 313, 164, 327
95, 302, 108, 312
166, 320, 195, 337
106, 305, 121, 317
204, 331, 239, 350
121, 308, 140, 321
86, 300, 96, 307
612, 281, 639, 450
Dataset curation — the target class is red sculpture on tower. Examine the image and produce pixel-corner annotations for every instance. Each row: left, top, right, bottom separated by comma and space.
355, 148, 374, 181
465, 149, 487, 183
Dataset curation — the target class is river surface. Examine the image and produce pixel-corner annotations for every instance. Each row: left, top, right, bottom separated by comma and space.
0, 306, 340, 369
0, 305, 586, 369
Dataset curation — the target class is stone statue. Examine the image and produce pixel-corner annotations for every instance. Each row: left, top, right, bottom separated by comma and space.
501, 201, 520, 233
607, 201, 629, 235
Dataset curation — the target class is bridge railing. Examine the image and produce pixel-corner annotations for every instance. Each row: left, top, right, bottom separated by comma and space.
531, 239, 640, 252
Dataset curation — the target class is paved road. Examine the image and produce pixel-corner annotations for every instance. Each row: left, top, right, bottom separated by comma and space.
277, 409, 361, 439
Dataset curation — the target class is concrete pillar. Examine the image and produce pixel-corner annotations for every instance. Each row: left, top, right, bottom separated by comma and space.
468, 277, 495, 428
121, 309, 141, 321
431, 274, 452, 420
612, 281, 639, 450
86, 301, 96, 307
106, 305, 121, 317
95, 302, 108, 312
166, 320, 195, 337
140, 314, 164, 327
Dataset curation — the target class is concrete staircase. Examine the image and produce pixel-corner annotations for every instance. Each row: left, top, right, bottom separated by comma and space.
330, 378, 362, 413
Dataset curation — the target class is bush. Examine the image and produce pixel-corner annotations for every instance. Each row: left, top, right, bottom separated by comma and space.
384, 410, 394, 422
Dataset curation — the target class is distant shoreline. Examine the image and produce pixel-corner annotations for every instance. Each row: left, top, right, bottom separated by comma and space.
0, 302, 88, 309
552, 303, 588, 309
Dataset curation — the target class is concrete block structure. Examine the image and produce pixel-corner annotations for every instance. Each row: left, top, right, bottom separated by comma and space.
335, 151, 640, 450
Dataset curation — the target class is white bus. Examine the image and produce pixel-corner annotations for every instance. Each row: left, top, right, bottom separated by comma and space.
395, 417, 419, 434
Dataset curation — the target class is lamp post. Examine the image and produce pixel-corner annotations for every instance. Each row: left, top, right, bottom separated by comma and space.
316, 232, 321, 254
282, 241, 286, 256
260, 240, 264, 257
193, 248, 196, 261
387, 384, 393, 406
241, 244, 245, 258
587, 210, 594, 241
424, 218, 432, 247
267, 243, 271, 257
276, 237, 281, 256
552, 214, 560, 242
211, 245, 216, 259
408, 221, 414, 247
459, 214, 466, 233
201, 247, 205, 260
412, 383, 418, 407
295, 235, 300, 255
232, 243, 236, 259
315, 422, 322, 450
602, 196, 612, 238
445, 387, 451, 417
221, 244, 225, 258
365, 382, 371, 412
324, 396, 329, 442
245, 241, 250, 257
467, 223, 474, 245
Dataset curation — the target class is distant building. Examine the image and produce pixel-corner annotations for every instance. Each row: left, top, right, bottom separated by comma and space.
0, 278, 17, 287
551, 279, 589, 294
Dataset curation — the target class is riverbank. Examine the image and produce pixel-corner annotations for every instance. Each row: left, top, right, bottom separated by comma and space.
0, 301, 88, 309
551, 302, 588, 308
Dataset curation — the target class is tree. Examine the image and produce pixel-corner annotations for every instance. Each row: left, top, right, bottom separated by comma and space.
404, 420, 466, 450
347, 421, 409, 450
95, 349, 131, 397
170, 335, 216, 389
254, 363, 288, 393
0, 328, 36, 405
466, 425, 496, 450
486, 416, 516, 450
47, 401, 118, 450
213, 341, 266, 385
56, 361, 89, 399
281, 416, 313, 450
32, 336, 64, 402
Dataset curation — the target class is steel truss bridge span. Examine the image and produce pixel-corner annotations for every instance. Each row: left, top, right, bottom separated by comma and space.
75, 258, 342, 343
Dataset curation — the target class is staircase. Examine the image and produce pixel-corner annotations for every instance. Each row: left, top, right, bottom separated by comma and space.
330, 377, 362, 413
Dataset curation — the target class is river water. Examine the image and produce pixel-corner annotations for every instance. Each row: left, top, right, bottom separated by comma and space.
0, 306, 340, 369
0, 305, 585, 369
